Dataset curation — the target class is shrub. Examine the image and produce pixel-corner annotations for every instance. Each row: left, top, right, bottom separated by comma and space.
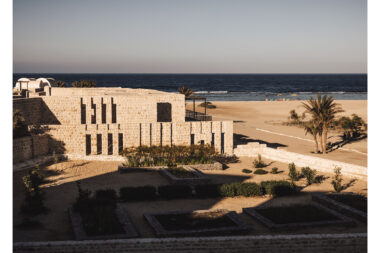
288, 163, 299, 182
214, 154, 239, 164
261, 180, 297, 197
119, 186, 156, 201
236, 183, 263, 197
271, 167, 279, 174
22, 165, 45, 192
158, 185, 193, 199
21, 165, 46, 216
95, 189, 117, 207
253, 154, 267, 168
301, 167, 317, 185
122, 145, 217, 167
254, 169, 268, 175
194, 184, 222, 198
167, 167, 198, 178
13, 110, 29, 139
73, 181, 92, 213
331, 167, 343, 192
219, 183, 240, 197
242, 169, 252, 174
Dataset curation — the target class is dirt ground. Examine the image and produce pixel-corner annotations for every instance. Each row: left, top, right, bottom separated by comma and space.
188, 100, 367, 166
13, 158, 367, 242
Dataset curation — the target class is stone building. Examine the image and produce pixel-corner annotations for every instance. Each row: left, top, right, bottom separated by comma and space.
13, 85, 233, 162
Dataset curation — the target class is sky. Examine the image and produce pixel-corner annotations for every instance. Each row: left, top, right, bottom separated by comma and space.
13, 0, 367, 73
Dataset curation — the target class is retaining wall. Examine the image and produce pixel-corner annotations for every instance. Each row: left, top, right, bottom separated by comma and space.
234, 142, 367, 179
13, 135, 49, 163
13, 233, 367, 253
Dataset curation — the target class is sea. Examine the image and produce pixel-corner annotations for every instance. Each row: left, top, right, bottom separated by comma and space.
13, 74, 367, 101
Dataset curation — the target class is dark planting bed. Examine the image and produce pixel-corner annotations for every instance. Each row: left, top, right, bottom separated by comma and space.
167, 167, 199, 178
243, 203, 355, 231
160, 167, 210, 185
312, 193, 367, 222
144, 209, 251, 237
69, 204, 139, 240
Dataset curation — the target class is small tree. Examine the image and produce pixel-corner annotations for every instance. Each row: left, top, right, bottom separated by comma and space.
301, 167, 316, 185
331, 167, 344, 192
289, 109, 299, 122
178, 86, 194, 97
288, 163, 299, 182
13, 110, 29, 139
253, 154, 266, 168
21, 165, 46, 216
56, 80, 66, 87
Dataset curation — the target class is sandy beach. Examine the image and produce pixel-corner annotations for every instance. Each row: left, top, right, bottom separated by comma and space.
188, 100, 367, 167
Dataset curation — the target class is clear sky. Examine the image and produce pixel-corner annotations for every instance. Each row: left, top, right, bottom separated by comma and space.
13, 0, 367, 73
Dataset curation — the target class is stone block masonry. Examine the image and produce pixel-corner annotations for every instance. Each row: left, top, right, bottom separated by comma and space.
13, 87, 234, 164
13, 135, 49, 163
13, 233, 367, 253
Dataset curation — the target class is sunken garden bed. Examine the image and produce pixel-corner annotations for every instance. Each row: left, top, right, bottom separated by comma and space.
69, 204, 139, 240
144, 209, 251, 237
312, 193, 367, 222
243, 203, 354, 231
160, 167, 210, 185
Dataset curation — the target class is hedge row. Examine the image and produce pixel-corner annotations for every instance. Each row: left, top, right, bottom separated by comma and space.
115, 180, 297, 201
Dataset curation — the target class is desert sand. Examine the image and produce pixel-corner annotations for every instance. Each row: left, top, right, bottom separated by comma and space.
188, 100, 367, 166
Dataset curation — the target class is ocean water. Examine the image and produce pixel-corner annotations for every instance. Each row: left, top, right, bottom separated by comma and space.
13, 74, 367, 101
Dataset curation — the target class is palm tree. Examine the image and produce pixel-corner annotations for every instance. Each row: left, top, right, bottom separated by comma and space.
178, 86, 194, 97
302, 95, 344, 154
304, 120, 322, 153
56, 80, 66, 87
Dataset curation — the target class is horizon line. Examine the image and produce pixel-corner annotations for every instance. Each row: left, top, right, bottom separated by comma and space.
13, 72, 368, 75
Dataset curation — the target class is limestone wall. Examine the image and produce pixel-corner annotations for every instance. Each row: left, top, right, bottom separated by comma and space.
45, 121, 233, 156
13, 98, 42, 125
234, 142, 367, 179
13, 90, 233, 161
13, 233, 367, 253
13, 135, 49, 163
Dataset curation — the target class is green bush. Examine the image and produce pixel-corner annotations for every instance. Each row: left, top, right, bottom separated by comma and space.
236, 183, 263, 197
261, 180, 297, 196
73, 182, 92, 213
242, 169, 252, 174
194, 184, 222, 198
253, 154, 267, 168
122, 145, 217, 167
254, 169, 268, 175
301, 167, 317, 185
158, 185, 193, 199
271, 167, 279, 174
219, 183, 240, 197
21, 165, 46, 216
72, 183, 124, 236
288, 163, 299, 182
119, 186, 156, 201
331, 167, 343, 192
95, 189, 117, 207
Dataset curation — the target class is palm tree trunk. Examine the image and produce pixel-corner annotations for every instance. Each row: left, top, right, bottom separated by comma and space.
313, 135, 319, 153
319, 133, 323, 153
323, 125, 328, 154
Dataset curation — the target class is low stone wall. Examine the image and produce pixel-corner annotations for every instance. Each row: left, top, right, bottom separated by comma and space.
13, 135, 49, 164
13, 233, 367, 253
234, 142, 367, 179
